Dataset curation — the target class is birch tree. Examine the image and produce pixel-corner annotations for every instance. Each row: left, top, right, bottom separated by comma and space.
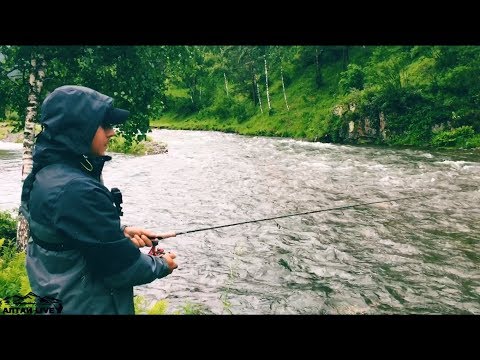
280, 64, 289, 111
271, 46, 296, 112
0, 45, 169, 250
224, 72, 229, 97
264, 54, 271, 112
254, 74, 263, 114
16, 53, 45, 250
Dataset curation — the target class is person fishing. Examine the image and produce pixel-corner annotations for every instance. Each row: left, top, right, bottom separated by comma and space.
21, 85, 177, 315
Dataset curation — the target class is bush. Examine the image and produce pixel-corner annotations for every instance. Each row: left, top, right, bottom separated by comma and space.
339, 64, 365, 94
108, 135, 147, 155
0, 211, 30, 310
465, 134, 480, 148
5, 110, 20, 122
134, 295, 168, 315
0, 238, 31, 308
431, 126, 476, 148
0, 211, 17, 252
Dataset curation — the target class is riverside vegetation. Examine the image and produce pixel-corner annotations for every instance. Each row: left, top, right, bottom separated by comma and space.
152, 46, 480, 150
2, 45, 480, 314
2, 46, 480, 151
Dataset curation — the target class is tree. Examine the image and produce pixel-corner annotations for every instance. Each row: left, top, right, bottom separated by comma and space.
0, 45, 169, 250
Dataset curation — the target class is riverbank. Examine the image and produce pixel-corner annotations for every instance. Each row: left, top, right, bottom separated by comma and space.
150, 117, 480, 153
0, 123, 23, 143
0, 123, 168, 155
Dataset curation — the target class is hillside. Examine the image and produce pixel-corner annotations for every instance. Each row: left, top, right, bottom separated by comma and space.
151, 46, 480, 150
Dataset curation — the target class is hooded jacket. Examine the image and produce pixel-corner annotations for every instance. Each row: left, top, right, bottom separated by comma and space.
22, 85, 170, 315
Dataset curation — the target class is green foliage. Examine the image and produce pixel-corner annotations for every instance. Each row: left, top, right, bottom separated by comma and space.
134, 295, 169, 315
339, 63, 364, 94
107, 135, 147, 155
173, 302, 206, 315
165, 95, 198, 116
325, 114, 347, 143
134, 295, 206, 315
145, 46, 480, 151
0, 211, 31, 310
5, 110, 19, 122
465, 135, 480, 148
0, 211, 17, 252
147, 299, 169, 315
0, 45, 169, 142
199, 94, 254, 123
0, 239, 32, 307
431, 126, 477, 148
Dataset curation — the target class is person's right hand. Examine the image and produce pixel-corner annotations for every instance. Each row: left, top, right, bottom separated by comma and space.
161, 252, 178, 274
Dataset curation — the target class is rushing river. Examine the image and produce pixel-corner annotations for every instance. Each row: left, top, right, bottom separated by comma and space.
1, 129, 479, 314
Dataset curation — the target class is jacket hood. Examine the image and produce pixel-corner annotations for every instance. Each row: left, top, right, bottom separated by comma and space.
38, 85, 115, 156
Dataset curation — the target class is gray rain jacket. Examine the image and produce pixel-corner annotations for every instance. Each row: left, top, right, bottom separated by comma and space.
21, 85, 171, 314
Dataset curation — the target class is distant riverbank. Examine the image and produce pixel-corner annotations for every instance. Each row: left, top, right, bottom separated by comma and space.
0, 123, 167, 155
0, 123, 22, 143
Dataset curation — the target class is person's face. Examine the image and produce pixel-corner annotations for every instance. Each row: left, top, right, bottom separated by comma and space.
90, 125, 116, 156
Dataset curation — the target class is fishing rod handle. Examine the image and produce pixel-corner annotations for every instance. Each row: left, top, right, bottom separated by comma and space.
150, 231, 177, 246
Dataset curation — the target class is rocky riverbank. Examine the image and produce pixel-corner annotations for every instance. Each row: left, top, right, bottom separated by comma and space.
142, 140, 168, 155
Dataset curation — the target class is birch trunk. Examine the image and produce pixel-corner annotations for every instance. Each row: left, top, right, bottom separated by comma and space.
264, 55, 271, 111
251, 72, 256, 105
16, 55, 45, 251
224, 72, 229, 97
254, 75, 263, 114
280, 65, 289, 111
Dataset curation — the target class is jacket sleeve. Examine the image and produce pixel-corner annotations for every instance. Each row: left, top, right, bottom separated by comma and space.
103, 253, 171, 288
54, 177, 170, 286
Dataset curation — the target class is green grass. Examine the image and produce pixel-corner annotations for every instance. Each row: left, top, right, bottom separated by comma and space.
151, 61, 344, 143
134, 295, 207, 315
151, 47, 480, 150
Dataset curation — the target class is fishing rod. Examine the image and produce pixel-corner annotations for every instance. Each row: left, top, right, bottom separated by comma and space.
152, 193, 430, 246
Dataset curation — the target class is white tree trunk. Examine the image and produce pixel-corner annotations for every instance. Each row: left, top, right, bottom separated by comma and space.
224, 72, 229, 97
17, 55, 45, 251
281, 65, 289, 111
264, 55, 271, 111
254, 75, 263, 114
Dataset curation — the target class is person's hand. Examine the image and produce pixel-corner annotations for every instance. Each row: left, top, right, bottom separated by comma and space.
123, 227, 176, 248
160, 251, 178, 273
123, 226, 177, 248
123, 226, 155, 247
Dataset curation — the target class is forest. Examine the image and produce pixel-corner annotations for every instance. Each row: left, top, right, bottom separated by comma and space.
1, 45, 479, 149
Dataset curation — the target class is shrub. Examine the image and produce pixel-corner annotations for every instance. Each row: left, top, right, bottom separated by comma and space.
0, 239, 31, 307
0, 211, 17, 252
431, 126, 476, 148
108, 135, 147, 155
339, 64, 365, 94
